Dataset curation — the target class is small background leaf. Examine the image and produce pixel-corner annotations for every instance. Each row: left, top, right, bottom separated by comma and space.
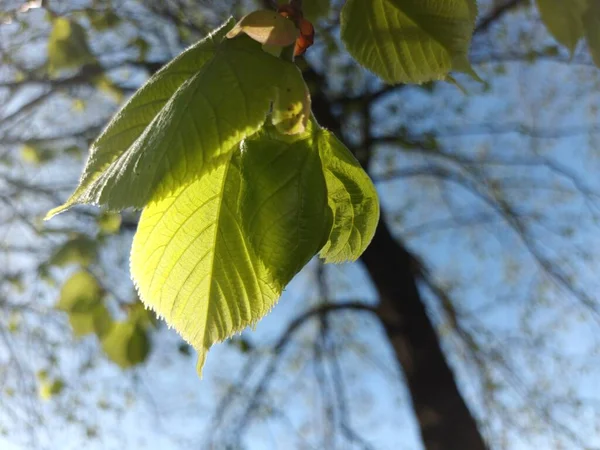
48, 17, 96, 75
101, 322, 150, 368
56, 271, 111, 337
48, 236, 97, 267
97, 212, 122, 234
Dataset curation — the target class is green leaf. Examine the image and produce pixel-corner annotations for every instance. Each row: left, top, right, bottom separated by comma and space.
48, 236, 97, 267
101, 321, 150, 368
48, 17, 96, 75
340, 0, 477, 84
127, 300, 157, 330
56, 270, 103, 312
56, 270, 111, 337
20, 143, 53, 165
45, 19, 234, 219
130, 37, 150, 60
130, 126, 332, 375
47, 28, 310, 216
536, 0, 586, 55
583, 1, 600, 67
38, 378, 65, 401
69, 304, 112, 338
303, 0, 331, 22
316, 128, 380, 263
97, 212, 122, 234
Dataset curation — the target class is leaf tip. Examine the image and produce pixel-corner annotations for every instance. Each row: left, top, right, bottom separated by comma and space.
196, 349, 208, 378
44, 204, 69, 220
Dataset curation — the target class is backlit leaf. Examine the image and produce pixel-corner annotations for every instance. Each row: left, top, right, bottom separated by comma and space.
340, 0, 477, 84
45, 19, 235, 219
130, 126, 332, 375
47, 29, 310, 216
272, 64, 310, 134
317, 128, 380, 263
536, 0, 586, 55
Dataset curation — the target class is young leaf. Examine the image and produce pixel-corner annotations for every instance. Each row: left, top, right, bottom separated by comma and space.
316, 129, 380, 263
56, 270, 111, 337
48, 17, 96, 75
226, 10, 298, 47
101, 321, 150, 368
68, 304, 112, 338
536, 0, 586, 55
48, 236, 97, 267
272, 64, 310, 134
130, 126, 332, 375
97, 212, 122, 234
47, 34, 311, 216
20, 143, 53, 165
38, 378, 65, 401
56, 270, 103, 313
340, 0, 477, 84
45, 19, 234, 219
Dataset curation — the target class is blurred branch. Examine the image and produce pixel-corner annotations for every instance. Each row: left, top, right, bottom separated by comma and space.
373, 122, 600, 142
209, 301, 376, 448
420, 273, 591, 449
472, 52, 596, 67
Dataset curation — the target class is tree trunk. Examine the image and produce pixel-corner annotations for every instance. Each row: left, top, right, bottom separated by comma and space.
360, 219, 488, 450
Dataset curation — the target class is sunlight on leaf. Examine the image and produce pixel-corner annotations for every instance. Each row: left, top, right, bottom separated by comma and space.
340, 0, 477, 84
317, 128, 380, 263
44, 19, 234, 219
130, 126, 332, 375
47, 24, 311, 217
272, 64, 310, 134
